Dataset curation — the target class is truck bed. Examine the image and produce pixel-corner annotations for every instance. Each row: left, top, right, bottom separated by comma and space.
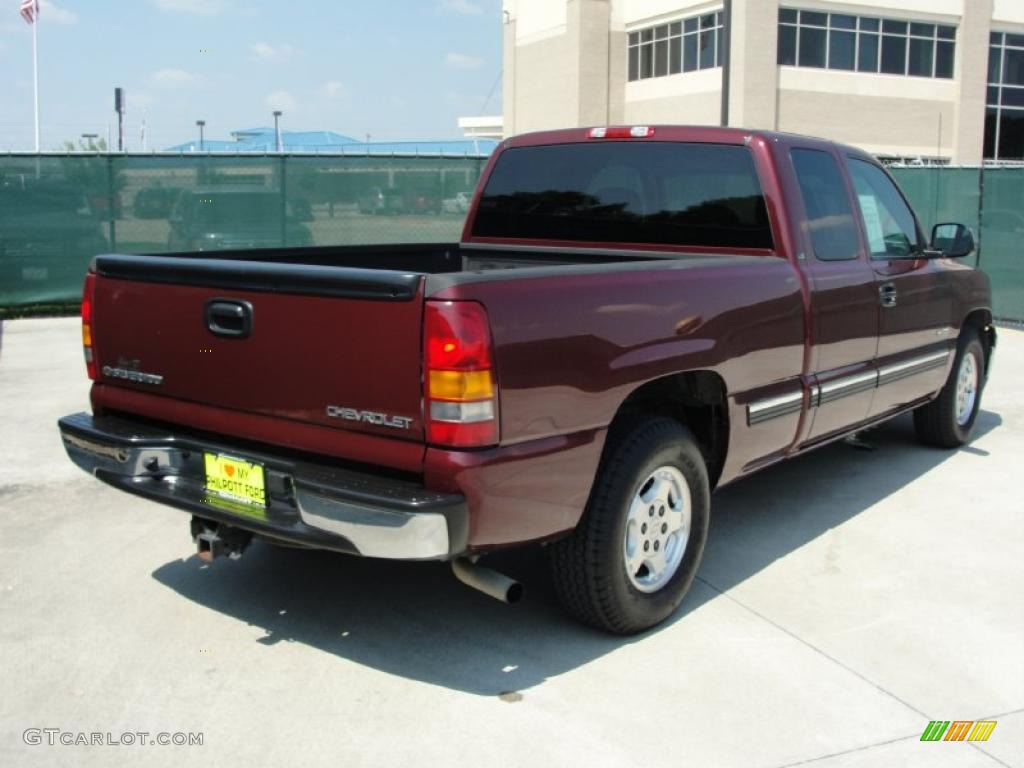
87, 242, 781, 476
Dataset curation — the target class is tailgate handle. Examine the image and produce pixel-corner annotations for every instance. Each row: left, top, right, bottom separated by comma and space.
206, 299, 253, 338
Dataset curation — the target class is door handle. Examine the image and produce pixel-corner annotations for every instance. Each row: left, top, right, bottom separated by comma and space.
205, 299, 253, 338
879, 282, 898, 308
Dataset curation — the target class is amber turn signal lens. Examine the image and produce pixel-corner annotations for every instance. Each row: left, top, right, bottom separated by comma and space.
428, 369, 494, 401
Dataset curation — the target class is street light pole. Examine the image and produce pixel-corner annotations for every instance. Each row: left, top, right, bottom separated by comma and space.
273, 110, 283, 153
114, 88, 126, 152
196, 119, 206, 152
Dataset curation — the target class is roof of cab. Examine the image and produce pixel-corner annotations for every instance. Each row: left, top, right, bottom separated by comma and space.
500, 125, 873, 161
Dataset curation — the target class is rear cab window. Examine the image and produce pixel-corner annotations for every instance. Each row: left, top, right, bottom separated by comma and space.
470, 142, 773, 250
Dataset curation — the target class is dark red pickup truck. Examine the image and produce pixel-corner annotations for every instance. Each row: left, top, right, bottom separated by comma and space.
59, 126, 995, 633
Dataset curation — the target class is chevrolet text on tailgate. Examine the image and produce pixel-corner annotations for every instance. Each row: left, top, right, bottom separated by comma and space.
59, 127, 995, 634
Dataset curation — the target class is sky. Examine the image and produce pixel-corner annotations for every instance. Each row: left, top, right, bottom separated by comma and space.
0, 0, 503, 151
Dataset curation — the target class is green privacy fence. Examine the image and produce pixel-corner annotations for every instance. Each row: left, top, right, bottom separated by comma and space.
890, 166, 1023, 322
0, 153, 487, 310
0, 155, 1021, 320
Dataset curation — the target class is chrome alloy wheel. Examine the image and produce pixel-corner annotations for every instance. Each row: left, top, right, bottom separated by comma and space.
623, 465, 691, 593
955, 351, 979, 427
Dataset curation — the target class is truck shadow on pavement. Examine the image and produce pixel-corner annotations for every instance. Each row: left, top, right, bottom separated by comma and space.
151, 410, 1001, 697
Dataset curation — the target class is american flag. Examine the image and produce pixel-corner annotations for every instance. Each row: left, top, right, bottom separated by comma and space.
20, 0, 39, 24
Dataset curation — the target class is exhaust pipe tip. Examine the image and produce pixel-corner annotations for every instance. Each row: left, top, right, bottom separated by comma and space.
452, 558, 524, 604
505, 581, 525, 604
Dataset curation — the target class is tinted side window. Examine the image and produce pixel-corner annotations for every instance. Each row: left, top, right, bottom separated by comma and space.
471, 142, 773, 249
790, 148, 860, 261
847, 159, 919, 258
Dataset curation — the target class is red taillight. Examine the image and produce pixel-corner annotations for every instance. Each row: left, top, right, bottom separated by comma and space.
424, 300, 499, 448
589, 126, 654, 139
81, 273, 96, 380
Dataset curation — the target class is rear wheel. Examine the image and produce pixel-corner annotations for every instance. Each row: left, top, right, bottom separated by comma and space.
549, 418, 710, 634
913, 329, 985, 448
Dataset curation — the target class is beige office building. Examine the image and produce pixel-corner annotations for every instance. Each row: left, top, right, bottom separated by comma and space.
502, 0, 1024, 163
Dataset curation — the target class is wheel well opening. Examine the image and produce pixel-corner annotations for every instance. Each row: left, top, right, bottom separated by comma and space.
605, 371, 729, 489
963, 309, 995, 373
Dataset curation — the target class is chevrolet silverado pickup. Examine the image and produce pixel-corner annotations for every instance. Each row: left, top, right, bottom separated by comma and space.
59, 126, 995, 634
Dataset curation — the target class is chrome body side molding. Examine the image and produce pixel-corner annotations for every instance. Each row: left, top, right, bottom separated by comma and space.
746, 349, 950, 425
818, 370, 878, 406
747, 390, 804, 425
877, 350, 950, 387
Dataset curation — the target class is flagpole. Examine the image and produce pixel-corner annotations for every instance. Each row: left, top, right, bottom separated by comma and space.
32, 0, 39, 152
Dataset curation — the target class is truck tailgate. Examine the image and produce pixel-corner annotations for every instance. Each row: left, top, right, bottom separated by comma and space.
90, 254, 427, 455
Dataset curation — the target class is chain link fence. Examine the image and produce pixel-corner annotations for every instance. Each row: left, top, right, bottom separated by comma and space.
0, 155, 1021, 321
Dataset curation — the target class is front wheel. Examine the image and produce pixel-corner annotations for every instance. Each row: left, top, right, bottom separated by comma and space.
548, 418, 710, 634
913, 330, 986, 448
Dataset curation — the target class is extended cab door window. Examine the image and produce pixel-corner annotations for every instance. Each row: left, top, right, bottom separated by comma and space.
790, 149, 860, 261
846, 159, 921, 258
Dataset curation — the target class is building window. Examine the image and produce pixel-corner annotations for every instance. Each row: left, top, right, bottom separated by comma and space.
628, 11, 724, 82
778, 9, 955, 79
986, 32, 1024, 161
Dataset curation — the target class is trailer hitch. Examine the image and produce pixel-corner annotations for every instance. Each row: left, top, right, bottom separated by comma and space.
190, 517, 253, 562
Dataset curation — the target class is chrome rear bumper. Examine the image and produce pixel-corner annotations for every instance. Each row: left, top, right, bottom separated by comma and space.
58, 412, 467, 560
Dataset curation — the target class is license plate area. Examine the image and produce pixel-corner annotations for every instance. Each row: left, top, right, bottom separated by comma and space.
203, 452, 267, 509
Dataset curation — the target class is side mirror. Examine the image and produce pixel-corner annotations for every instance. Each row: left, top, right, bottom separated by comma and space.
930, 222, 976, 258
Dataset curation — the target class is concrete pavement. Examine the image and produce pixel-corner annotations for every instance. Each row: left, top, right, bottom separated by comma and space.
0, 317, 1021, 767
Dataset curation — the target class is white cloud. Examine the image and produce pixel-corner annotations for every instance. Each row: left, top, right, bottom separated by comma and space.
149, 68, 202, 87
39, 1, 78, 25
250, 42, 296, 60
445, 52, 483, 70
151, 0, 224, 16
265, 90, 295, 111
251, 41, 274, 58
439, 0, 481, 15
321, 81, 347, 100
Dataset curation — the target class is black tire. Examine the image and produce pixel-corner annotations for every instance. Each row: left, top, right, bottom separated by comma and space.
548, 418, 710, 634
913, 329, 986, 448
